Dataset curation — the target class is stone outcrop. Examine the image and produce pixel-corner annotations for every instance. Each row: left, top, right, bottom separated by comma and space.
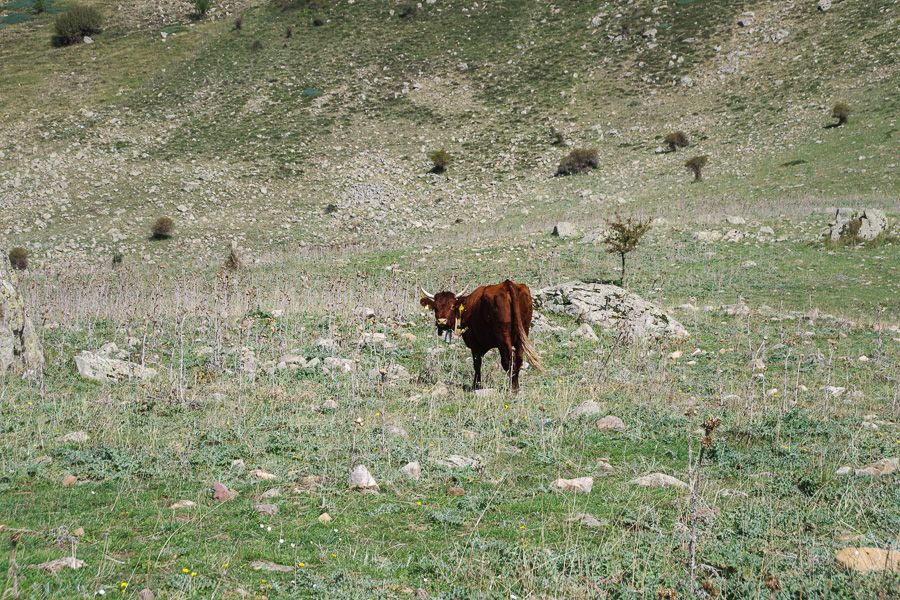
0, 269, 43, 377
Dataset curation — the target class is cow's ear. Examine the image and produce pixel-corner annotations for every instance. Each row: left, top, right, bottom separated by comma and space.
420, 297, 434, 310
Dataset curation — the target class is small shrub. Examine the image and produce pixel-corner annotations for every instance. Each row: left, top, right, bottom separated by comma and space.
664, 130, 689, 152
555, 147, 599, 176
112, 252, 124, 267
285, 25, 293, 38
398, 3, 417, 19
151, 216, 175, 240
832, 101, 850, 126
312, 15, 324, 26
8, 247, 28, 271
251, 39, 263, 51
601, 215, 652, 285
685, 155, 708, 182
193, 0, 210, 18
550, 126, 565, 146
33, 0, 47, 15
428, 149, 453, 174
233, 15, 243, 30
324, 203, 338, 214
223, 245, 243, 271
52, 4, 103, 47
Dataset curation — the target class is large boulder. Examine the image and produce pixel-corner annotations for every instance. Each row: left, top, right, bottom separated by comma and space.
0, 269, 43, 377
75, 345, 156, 382
534, 281, 689, 340
824, 208, 888, 242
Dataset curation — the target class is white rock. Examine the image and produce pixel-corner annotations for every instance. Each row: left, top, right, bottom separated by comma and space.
1, 270, 43, 377
400, 461, 421, 480
61, 431, 89, 443
630, 473, 689, 489
434, 455, 480, 469
567, 400, 603, 419
349, 465, 379, 492
551, 476, 593, 493
596, 415, 626, 432
552, 222, 579, 238
75, 351, 156, 382
571, 323, 599, 341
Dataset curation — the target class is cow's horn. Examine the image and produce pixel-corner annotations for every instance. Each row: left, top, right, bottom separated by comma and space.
420, 286, 435, 300
457, 284, 471, 297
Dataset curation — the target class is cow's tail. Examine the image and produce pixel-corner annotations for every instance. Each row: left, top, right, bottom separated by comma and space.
508, 281, 544, 373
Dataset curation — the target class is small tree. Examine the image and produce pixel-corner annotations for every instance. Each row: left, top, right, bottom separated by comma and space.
601, 215, 652, 285
664, 130, 689, 152
685, 155, 708, 182
52, 4, 103, 46
233, 15, 243, 30
193, 0, 211, 18
428, 149, 452, 174
151, 216, 175, 240
8, 247, 28, 271
832, 101, 850, 126
556, 147, 599, 176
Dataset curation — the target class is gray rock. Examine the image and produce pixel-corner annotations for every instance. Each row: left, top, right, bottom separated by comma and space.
349, 465, 379, 492
824, 208, 888, 242
818, 0, 831, 11
630, 473, 689, 489
401, 461, 421, 480
694, 230, 723, 243
368, 364, 410, 384
571, 323, 599, 341
323, 356, 354, 373
534, 281, 689, 340
75, 349, 156, 382
0, 269, 43, 377
595, 415, 626, 432
567, 400, 604, 419
551, 476, 593, 493
61, 431, 88, 444
434, 455, 480, 469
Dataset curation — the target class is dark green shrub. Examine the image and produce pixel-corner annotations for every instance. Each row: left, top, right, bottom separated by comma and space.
428, 149, 453, 174
193, 0, 210, 18
555, 147, 599, 176
151, 216, 175, 240
233, 15, 243, 30
324, 203, 338, 214
112, 252, 124, 267
33, 0, 47, 15
312, 15, 324, 26
53, 4, 103, 47
664, 130, 689, 152
398, 3, 417, 19
550, 126, 565, 146
8, 247, 28, 271
601, 215, 652, 285
685, 155, 708, 182
832, 102, 850, 126
285, 25, 293, 37
251, 39, 263, 51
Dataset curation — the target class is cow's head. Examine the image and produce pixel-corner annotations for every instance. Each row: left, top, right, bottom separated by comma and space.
420, 287, 467, 343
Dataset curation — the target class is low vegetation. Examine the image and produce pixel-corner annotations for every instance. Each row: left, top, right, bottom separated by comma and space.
150, 216, 175, 240
664, 130, 690, 152
192, 0, 211, 19
555, 147, 599, 176
832, 101, 851, 126
52, 4, 102, 47
8, 247, 28, 270
685, 155, 708, 182
427, 149, 452, 174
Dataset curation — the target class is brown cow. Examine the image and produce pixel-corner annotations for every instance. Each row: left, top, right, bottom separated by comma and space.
420, 279, 543, 393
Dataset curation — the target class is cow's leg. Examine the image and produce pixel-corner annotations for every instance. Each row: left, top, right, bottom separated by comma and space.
511, 343, 524, 394
499, 344, 514, 392
471, 350, 484, 390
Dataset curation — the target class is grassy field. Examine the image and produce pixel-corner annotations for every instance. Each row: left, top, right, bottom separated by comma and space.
1, 0, 899, 598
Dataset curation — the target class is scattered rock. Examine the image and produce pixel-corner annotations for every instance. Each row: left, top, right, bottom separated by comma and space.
74, 348, 156, 382
0, 270, 43, 377
835, 466, 853, 476
383, 423, 409, 438
824, 386, 846, 398
349, 465, 379, 492
567, 513, 605, 528
551, 477, 594, 493
430, 383, 449, 399
293, 474, 325, 492
61, 431, 88, 444
72, 527, 85, 537
276, 354, 306, 370
835, 547, 899, 573
571, 323, 599, 341
61, 475, 77, 487
818, 0, 831, 11
725, 215, 746, 225
534, 281, 688, 340
401, 461, 422, 480
630, 473, 689, 489
36, 556, 85, 573
567, 400, 604, 419
250, 560, 294, 573
323, 356, 355, 374
138, 589, 155, 600
318, 512, 332, 524
474, 388, 497, 398
254, 503, 279, 516
169, 500, 196, 509
368, 364, 410, 384
595, 416, 626, 432
693, 230, 723, 243
824, 208, 888, 242
250, 469, 277, 481
596, 458, 616, 475
447, 486, 465, 497
434, 455, 480, 469
213, 482, 238, 502
854, 458, 898, 477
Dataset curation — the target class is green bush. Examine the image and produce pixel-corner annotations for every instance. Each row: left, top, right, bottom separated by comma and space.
52, 4, 103, 47
428, 149, 453, 174
832, 101, 850, 126
193, 0, 211, 18
8, 247, 28, 271
555, 147, 599, 176
664, 130, 689, 152
685, 155, 708, 182
398, 3, 417, 19
151, 216, 175, 240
